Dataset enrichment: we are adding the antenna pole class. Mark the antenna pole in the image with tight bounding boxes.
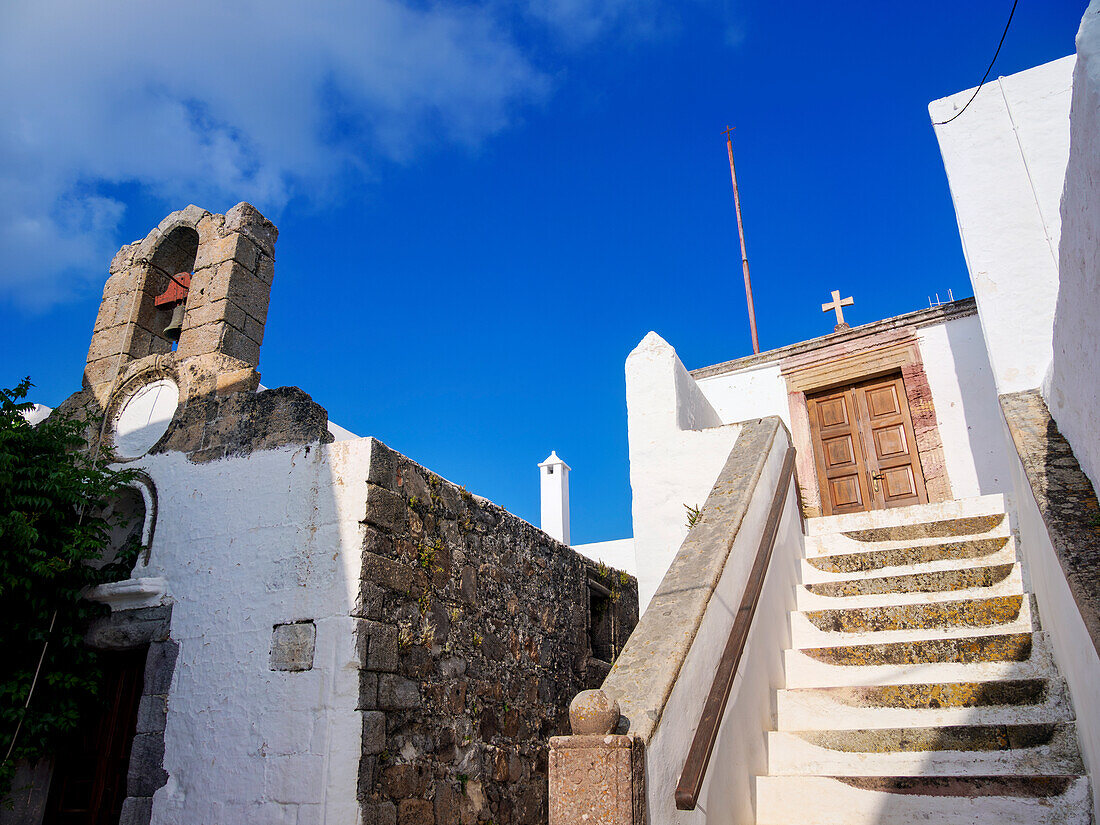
[725,126,760,354]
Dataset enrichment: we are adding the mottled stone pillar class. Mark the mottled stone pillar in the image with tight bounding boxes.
[548,690,644,825]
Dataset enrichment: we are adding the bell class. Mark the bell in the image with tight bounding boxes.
[163,303,186,342]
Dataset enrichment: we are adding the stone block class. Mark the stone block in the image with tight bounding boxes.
[397,799,434,825]
[193,232,258,272]
[143,641,178,695]
[118,796,153,825]
[361,552,415,596]
[378,674,421,710]
[359,671,380,710]
[86,325,130,363]
[354,580,385,620]
[85,606,171,650]
[224,268,271,322]
[270,621,316,671]
[181,297,247,331]
[220,323,261,367]
[225,201,279,256]
[177,321,222,357]
[126,732,168,796]
[548,735,639,825]
[135,694,167,734]
[357,619,399,672]
[364,485,403,532]
[362,710,386,755]
[256,252,276,285]
[382,764,426,798]
[362,801,397,825]
[109,243,137,275]
[84,357,121,390]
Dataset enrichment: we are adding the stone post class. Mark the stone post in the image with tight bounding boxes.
[538,451,571,545]
[548,690,644,825]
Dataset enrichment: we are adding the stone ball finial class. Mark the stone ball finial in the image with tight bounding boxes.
[569,690,620,735]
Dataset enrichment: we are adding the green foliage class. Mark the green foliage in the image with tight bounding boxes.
[0,379,138,788]
[684,503,703,529]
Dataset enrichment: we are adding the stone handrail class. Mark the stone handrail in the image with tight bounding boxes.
[549,416,799,825]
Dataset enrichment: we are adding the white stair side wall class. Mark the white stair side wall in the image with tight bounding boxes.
[640,435,802,825]
[1006,438,1100,821]
[626,332,742,611]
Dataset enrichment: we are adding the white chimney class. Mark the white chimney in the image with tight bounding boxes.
[538,451,571,545]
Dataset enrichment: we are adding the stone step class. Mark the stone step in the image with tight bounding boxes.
[797,564,1026,611]
[755,774,1091,824]
[790,596,1033,649]
[806,494,1008,538]
[803,562,1020,600]
[801,536,1015,580]
[767,723,1084,776]
[800,547,1020,587]
[784,631,1057,689]
[776,678,1072,730]
[805,519,1012,558]
[797,630,1034,668]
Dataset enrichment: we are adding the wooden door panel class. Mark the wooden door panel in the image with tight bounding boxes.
[809,374,929,515]
[871,424,909,458]
[882,465,917,501]
[817,396,850,428]
[809,389,871,516]
[854,375,927,510]
[865,384,902,418]
[823,434,857,469]
[829,475,864,509]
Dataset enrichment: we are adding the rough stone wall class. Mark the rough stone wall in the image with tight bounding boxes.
[356,440,639,825]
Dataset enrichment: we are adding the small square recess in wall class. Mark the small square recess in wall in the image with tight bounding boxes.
[270,620,316,672]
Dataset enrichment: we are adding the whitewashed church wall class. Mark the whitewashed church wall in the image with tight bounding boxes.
[626,332,742,611]
[916,315,1012,498]
[695,364,790,427]
[930,56,1074,395]
[130,439,372,825]
[1047,1,1100,495]
[572,538,637,577]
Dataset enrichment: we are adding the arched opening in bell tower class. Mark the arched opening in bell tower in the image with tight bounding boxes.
[147,226,199,352]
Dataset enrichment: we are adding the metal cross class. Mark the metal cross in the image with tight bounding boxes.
[822,289,854,331]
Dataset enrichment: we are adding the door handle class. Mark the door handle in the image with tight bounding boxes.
[869,472,885,492]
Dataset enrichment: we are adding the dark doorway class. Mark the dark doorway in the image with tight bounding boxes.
[44,648,146,825]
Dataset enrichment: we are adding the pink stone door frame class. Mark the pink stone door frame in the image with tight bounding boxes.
[780,330,951,518]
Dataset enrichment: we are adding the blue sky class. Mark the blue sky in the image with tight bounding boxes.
[0,0,1085,542]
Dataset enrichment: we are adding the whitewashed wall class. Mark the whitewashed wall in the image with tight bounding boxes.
[916,314,1012,498]
[572,538,637,577]
[695,364,789,428]
[930,56,1075,394]
[1048,1,1100,495]
[641,434,800,825]
[626,332,741,610]
[129,439,373,825]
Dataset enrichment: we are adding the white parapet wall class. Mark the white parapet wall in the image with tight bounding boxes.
[930,55,1074,395]
[1047,1,1100,495]
[626,332,742,610]
[129,439,373,825]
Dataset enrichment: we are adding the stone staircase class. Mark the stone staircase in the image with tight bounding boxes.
[756,494,1093,824]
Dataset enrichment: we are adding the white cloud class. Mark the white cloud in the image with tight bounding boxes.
[0,0,549,307]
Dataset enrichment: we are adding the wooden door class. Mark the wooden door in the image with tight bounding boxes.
[44,648,146,825]
[808,374,927,516]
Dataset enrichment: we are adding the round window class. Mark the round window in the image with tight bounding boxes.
[113,379,179,458]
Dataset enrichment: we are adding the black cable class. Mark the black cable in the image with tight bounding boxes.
[934,0,1020,125]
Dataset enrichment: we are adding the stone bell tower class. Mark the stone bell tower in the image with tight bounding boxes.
[63,202,330,463]
[84,202,277,405]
